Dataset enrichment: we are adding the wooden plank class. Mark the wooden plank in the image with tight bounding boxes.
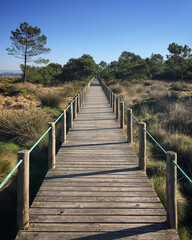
[16,79,179,240]
[16,230,180,240]
[27,222,173,232]
[31,202,164,209]
[36,190,158,197]
[29,208,166,216]
[34,196,161,203]
[30,215,166,223]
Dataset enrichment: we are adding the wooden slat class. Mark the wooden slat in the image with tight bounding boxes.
[16,79,179,240]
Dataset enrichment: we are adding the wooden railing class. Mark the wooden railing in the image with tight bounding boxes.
[99,78,179,230]
[0,78,93,230]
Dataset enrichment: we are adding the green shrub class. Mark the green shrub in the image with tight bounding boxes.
[39,92,63,108]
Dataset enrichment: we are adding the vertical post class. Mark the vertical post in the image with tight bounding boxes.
[166,151,178,231]
[17,150,29,230]
[70,102,73,128]
[80,91,83,107]
[139,122,146,172]
[110,91,113,108]
[120,101,124,128]
[61,110,66,143]
[116,98,119,119]
[77,94,80,112]
[75,97,77,118]
[48,122,56,169]
[127,109,132,143]
[73,99,76,120]
[113,94,115,113]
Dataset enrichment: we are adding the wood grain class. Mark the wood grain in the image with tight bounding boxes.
[16,79,179,240]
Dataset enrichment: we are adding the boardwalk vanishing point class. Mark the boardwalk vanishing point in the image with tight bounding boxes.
[16,79,179,239]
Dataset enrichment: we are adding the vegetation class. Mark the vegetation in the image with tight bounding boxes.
[6,22,50,83]
[2,33,192,239]
[105,79,192,240]
[0,75,89,239]
[39,92,63,108]
[99,42,192,83]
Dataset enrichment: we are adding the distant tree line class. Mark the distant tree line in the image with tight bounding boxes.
[19,42,192,85]
[99,43,192,83]
[7,22,192,84]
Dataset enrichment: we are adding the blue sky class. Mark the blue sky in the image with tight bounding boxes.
[1,0,192,70]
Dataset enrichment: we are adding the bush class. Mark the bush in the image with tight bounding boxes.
[11,82,38,95]
[0,110,51,148]
[171,82,189,91]
[39,92,63,108]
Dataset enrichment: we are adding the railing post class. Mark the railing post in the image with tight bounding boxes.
[127,109,132,143]
[73,99,76,120]
[61,110,66,143]
[77,94,80,112]
[75,97,77,118]
[110,91,113,108]
[17,150,29,230]
[116,98,119,119]
[48,122,56,169]
[166,151,178,231]
[139,122,146,172]
[113,94,115,113]
[120,101,124,128]
[80,91,83,107]
[68,102,73,128]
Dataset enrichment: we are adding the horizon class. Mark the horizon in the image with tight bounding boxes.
[1,0,192,71]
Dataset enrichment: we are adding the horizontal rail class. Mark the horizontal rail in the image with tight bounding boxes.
[143,128,167,154]
[173,160,192,184]
[29,127,52,153]
[54,112,64,124]
[130,112,140,124]
[0,159,23,190]
[65,104,71,111]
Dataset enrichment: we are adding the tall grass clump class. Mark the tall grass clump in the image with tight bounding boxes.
[11,82,38,95]
[0,110,51,148]
[39,92,63,108]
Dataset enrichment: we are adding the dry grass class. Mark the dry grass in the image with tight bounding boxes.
[11,82,38,94]
[0,109,51,148]
[39,92,63,108]
[112,79,192,240]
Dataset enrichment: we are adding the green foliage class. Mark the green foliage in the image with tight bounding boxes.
[6,22,50,83]
[145,53,165,79]
[20,63,62,85]
[39,92,62,108]
[167,43,192,82]
[62,54,98,81]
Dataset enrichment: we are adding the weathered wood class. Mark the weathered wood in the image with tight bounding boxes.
[166,151,178,231]
[16,230,179,240]
[113,94,115,112]
[70,102,73,128]
[16,79,179,240]
[120,101,124,128]
[61,110,66,143]
[30,208,166,216]
[48,122,55,170]
[17,150,29,230]
[116,97,119,119]
[127,109,132,143]
[139,122,146,172]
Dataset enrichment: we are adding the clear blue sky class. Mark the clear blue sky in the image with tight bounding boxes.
[1,0,192,70]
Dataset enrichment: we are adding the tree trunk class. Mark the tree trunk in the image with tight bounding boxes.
[23,45,27,84]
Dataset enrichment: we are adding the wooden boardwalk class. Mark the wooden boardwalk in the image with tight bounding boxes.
[16,79,179,239]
